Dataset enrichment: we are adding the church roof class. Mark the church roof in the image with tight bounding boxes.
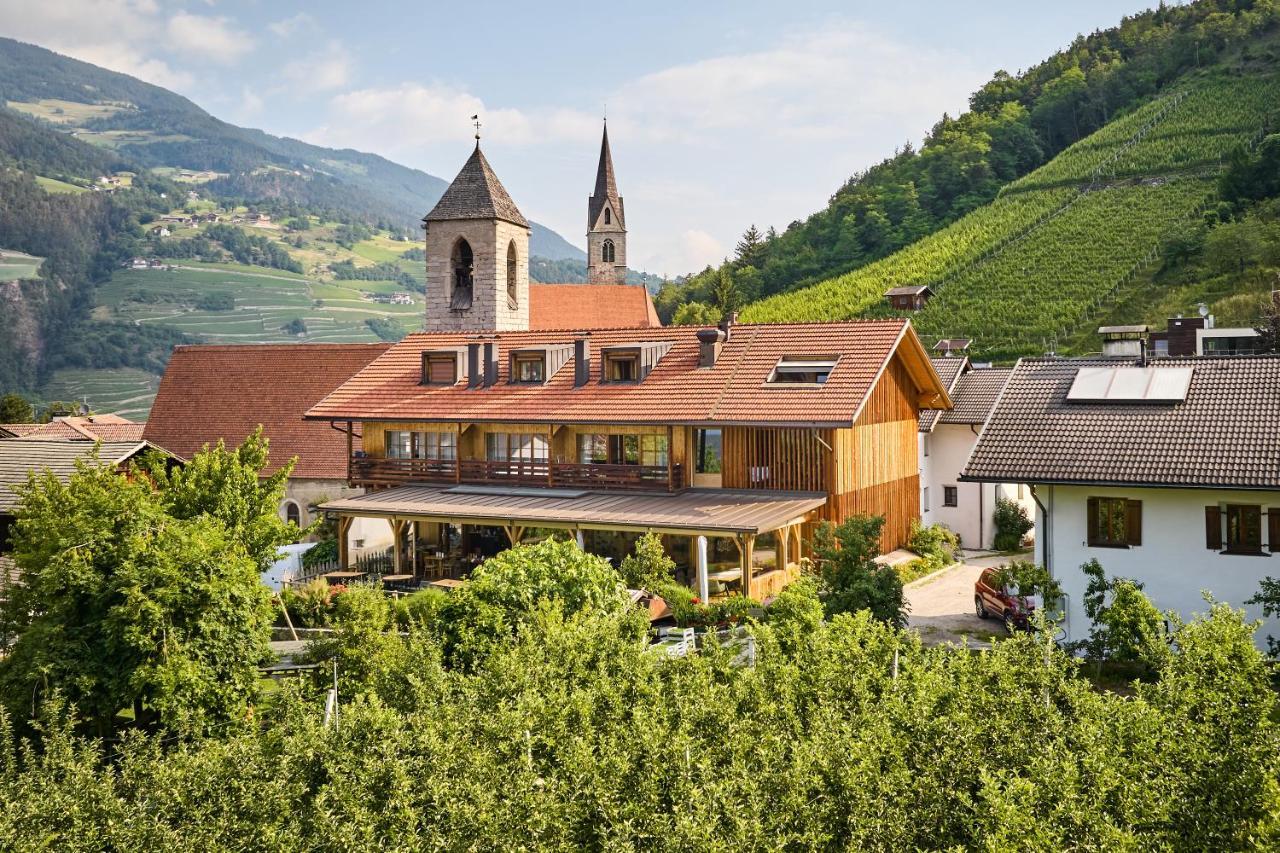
[424,145,528,228]
[589,124,624,229]
[528,284,660,330]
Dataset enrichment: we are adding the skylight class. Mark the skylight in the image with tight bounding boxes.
[1066,366,1192,403]
[769,356,838,385]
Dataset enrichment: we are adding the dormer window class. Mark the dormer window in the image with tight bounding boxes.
[603,349,638,382]
[511,351,546,384]
[769,356,838,385]
[421,351,459,385]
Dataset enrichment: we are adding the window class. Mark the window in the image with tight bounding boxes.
[922,435,929,457]
[695,428,722,473]
[602,238,615,263]
[603,350,638,382]
[922,487,930,513]
[768,356,838,385]
[1087,497,1142,548]
[943,486,958,507]
[506,240,518,309]
[1226,504,1263,554]
[422,352,458,385]
[385,430,455,460]
[511,352,545,383]
[283,501,301,527]
[450,238,474,310]
[604,208,611,225]
[576,434,668,466]
[486,432,548,462]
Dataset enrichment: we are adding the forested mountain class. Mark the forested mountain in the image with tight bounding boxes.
[0,37,583,260]
[666,0,1280,358]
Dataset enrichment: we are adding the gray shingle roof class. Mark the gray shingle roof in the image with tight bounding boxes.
[424,145,528,227]
[0,440,159,512]
[885,285,932,297]
[919,356,969,432]
[938,368,1012,425]
[589,123,624,229]
[963,356,1280,489]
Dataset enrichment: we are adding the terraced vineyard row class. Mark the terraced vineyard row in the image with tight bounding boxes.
[741,71,1279,356]
[912,177,1215,360]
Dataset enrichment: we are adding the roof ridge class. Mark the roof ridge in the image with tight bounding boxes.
[708,325,761,420]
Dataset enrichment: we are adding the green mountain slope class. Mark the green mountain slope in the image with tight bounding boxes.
[0,37,583,261]
[743,70,1278,358]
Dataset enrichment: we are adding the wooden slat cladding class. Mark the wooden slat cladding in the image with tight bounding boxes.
[722,427,830,492]
[856,356,919,426]
[825,476,920,552]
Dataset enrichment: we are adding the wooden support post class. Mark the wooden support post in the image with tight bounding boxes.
[742,534,755,599]
[390,518,406,574]
[504,525,525,546]
[345,420,353,483]
[666,425,674,492]
[337,515,353,570]
[576,528,585,549]
[778,524,791,573]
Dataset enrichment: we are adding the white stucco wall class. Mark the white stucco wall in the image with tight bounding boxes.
[276,478,393,556]
[1035,483,1280,649]
[919,426,1035,550]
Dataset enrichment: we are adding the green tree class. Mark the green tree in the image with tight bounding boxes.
[618,532,675,593]
[734,224,765,267]
[671,301,721,326]
[0,434,295,736]
[811,514,907,626]
[0,394,34,424]
[711,266,741,317]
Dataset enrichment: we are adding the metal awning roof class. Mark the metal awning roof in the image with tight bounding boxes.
[320,485,827,537]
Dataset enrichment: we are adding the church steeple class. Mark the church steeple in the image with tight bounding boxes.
[587,121,626,284]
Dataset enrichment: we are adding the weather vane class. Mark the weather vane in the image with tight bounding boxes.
[471,114,481,145]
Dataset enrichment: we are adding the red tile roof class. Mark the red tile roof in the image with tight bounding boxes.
[0,416,146,442]
[306,320,948,427]
[144,343,389,479]
[528,284,660,331]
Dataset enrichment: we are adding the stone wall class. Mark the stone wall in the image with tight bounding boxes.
[587,206,627,285]
[424,218,530,332]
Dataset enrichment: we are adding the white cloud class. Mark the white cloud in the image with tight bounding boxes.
[281,42,353,94]
[239,86,264,117]
[268,13,316,38]
[166,13,254,64]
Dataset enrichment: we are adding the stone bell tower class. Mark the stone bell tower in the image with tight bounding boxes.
[423,140,530,332]
[586,122,626,285]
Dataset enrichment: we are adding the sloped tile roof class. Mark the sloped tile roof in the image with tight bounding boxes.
[938,368,1013,425]
[0,424,42,437]
[919,356,968,432]
[0,439,160,512]
[307,320,948,427]
[9,417,146,442]
[963,356,1280,489]
[424,146,528,228]
[144,344,389,480]
[528,284,659,330]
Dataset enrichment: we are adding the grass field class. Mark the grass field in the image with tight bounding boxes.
[34,175,88,194]
[6,98,131,125]
[0,250,43,280]
[39,368,161,421]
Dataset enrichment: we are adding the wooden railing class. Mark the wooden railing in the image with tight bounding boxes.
[350,455,683,492]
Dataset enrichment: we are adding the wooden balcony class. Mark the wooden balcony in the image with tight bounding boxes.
[350,455,684,492]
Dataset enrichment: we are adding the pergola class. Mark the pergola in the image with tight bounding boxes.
[320,484,827,601]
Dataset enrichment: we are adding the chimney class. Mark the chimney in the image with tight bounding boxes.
[483,341,499,388]
[467,343,482,389]
[574,336,591,387]
[697,327,726,368]
[719,311,738,341]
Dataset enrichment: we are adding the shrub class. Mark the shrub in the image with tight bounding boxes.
[767,576,824,648]
[1078,559,1170,673]
[908,520,962,564]
[281,578,339,628]
[991,559,1063,607]
[619,532,676,592]
[812,515,907,627]
[194,293,234,311]
[393,588,449,630]
[993,496,1034,550]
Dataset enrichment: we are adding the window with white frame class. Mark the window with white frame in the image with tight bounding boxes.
[486,432,548,462]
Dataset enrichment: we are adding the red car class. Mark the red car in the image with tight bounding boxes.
[974,567,1035,632]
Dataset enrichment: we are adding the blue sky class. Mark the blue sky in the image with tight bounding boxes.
[3,0,1169,272]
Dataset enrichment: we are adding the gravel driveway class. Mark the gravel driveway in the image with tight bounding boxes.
[905,553,1015,647]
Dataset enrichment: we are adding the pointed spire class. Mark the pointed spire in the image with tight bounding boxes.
[424,145,528,228]
[589,121,624,230]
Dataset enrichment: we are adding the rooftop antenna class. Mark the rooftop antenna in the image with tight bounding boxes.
[471,114,481,148]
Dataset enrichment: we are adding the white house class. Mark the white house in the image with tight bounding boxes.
[963,356,1280,648]
[919,357,1034,550]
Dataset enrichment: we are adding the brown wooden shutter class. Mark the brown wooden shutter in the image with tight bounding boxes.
[1205,506,1222,550]
[1126,500,1142,547]
[1269,510,1280,553]
[1086,497,1099,546]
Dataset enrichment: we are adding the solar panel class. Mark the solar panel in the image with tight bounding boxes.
[1066,366,1193,403]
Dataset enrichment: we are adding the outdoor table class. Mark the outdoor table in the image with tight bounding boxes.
[380,574,415,583]
[707,569,744,583]
[429,578,466,591]
[323,571,366,581]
